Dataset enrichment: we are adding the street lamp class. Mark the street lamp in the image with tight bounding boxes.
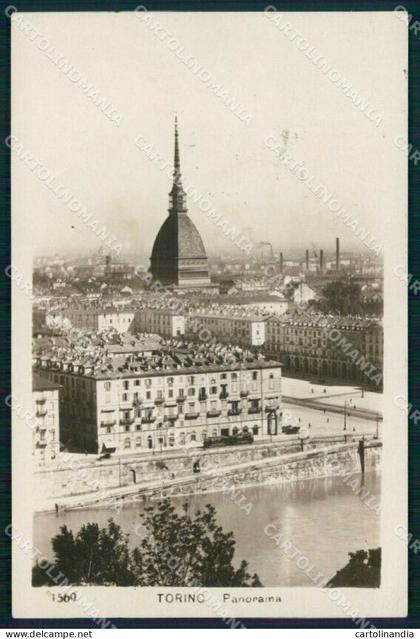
[375,413,379,439]
[343,400,347,431]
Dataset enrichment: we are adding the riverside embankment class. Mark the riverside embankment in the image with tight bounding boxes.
[34,436,381,513]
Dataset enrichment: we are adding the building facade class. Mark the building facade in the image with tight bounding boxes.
[265,315,383,385]
[34,352,282,454]
[32,373,61,464]
[134,309,186,338]
[65,306,135,332]
[186,313,266,347]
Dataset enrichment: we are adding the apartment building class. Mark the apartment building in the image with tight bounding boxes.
[33,349,282,454]
[186,313,266,347]
[265,315,383,385]
[32,373,61,464]
[134,308,186,338]
[65,306,135,332]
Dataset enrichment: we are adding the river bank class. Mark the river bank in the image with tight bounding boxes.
[34,437,381,513]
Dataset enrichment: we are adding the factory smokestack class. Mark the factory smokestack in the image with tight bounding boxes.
[305,249,309,271]
[279,252,283,273]
[320,249,324,273]
[336,238,340,271]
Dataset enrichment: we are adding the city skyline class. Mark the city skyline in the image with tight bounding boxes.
[13,12,405,259]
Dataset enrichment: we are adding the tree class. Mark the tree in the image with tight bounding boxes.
[33,519,136,586]
[132,500,261,587]
[327,548,381,588]
[33,499,262,587]
[318,279,362,315]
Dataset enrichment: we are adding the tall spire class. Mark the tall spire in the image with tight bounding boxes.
[174,114,180,174]
[169,115,187,216]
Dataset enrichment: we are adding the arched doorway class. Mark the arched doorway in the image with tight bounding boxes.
[129,468,137,484]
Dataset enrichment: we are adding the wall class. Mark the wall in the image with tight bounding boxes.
[33,437,381,506]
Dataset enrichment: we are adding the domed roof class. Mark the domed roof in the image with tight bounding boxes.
[149,118,211,288]
[151,213,207,264]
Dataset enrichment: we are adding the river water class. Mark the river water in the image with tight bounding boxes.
[33,471,380,587]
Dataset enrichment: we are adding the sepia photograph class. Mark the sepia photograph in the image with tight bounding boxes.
[9,7,408,623]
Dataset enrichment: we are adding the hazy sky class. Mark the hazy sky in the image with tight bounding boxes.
[13,11,406,262]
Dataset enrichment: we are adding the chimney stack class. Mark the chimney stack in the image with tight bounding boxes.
[279,252,283,273]
[336,238,340,271]
[305,249,309,271]
[320,249,324,273]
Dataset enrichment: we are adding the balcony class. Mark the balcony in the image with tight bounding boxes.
[248,407,261,415]
[154,397,164,405]
[100,420,116,427]
[185,412,200,420]
[176,395,186,403]
[207,410,221,418]
[164,414,178,422]
[219,391,229,400]
[265,405,280,412]
[35,397,46,405]
[36,408,47,418]
[240,390,249,397]
[120,418,135,426]
[165,399,178,407]
[228,409,241,417]
[132,398,143,407]
[36,441,47,448]
[198,393,208,402]
[142,416,156,424]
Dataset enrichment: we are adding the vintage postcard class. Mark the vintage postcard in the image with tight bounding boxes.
[11,9,407,621]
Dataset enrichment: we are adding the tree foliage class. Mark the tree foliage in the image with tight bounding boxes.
[33,499,262,587]
[327,548,381,588]
[317,279,363,315]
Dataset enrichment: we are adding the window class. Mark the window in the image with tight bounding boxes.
[168,389,174,398]
[123,380,129,390]
[122,393,128,402]
[188,402,195,412]
[252,371,258,380]
[157,390,163,400]
[190,431,196,442]
[125,424,130,432]
[221,373,227,379]
[105,382,111,391]
[135,379,140,386]
[107,426,111,434]
[146,391,151,400]
[179,388,185,398]
[210,400,217,410]
[188,388,195,396]
[211,386,217,395]
[253,425,259,435]
[135,437,142,447]
[167,377,174,385]
[124,438,131,448]
[231,372,238,380]
[145,379,152,388]
[187,376,195,385]
[136,424,141,431]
